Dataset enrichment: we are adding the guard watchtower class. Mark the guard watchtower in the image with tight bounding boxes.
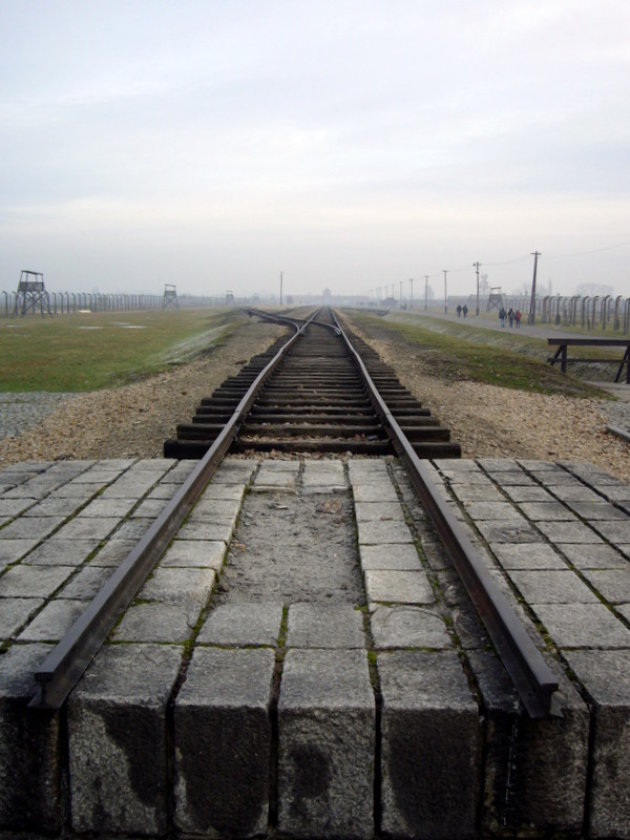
[162,284,179,309]
[486,286,504,311]
[14,270,52,316]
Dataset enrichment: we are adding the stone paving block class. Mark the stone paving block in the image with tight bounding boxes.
[518,501,578,521]
[113,601,200,642]
[52,516,121,541]
[100,477,158,499]
[475,520,542,544]
[131,497,168,518]
[477,458,520,471]
[370,605,452,649]
[507,569,598,604]
[501,484,556,502]
[199,481,246,500]
[17,598,85,641]
[278,648,374,838]
[159,460,196,483]
[592,519,630,543]
[187,497,241,525]
[485,471,536,487]
[137,566,216,605]
[174,647,275,837]
[302,460,346,487]
[351,481,399,502]
[211,460,259,483]
[0,564,74,598]
[252,470,298,489]
[0,538,41,567]
[517,459,561,470]
[89,538,138,567]
[527,469,578,485]
[160,538,226,570]
[537,520,605,544]
[354,501,404,521]
[533,602,630,648]
[548,483,604,502]
[0,597,45,638]
[0,515,65,541]
[468,649,589,836]
[356,518,414,545]
[449,483,505,502]
[463,501,524,520]
[564,649,630,838]
[49,482,100,499]
[556,542,630,569]
[580,568,630,604]
[287,604,365,648]
[566,500,629,520]
[560,461,623,485]
[112,518,154,541]
[197,602,283,646]
[22,539,97,568]
[490,542,568,570]
[364,569,435,608]
[68,644,182,836]
[599,485,630,502]
[146,482,178,500]
[78,497,138,518]
[56,566,113,600]
[0,643,64,834]
[379,650,481,839]
[177,520,234,542]
[359,543,422,571]
[20,496,85,517]
[0,497,36,517]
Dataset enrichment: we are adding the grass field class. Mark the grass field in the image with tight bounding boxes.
[0,308,243,392]
[346,310,608,398]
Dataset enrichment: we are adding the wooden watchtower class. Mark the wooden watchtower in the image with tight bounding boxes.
[14,270,52,316]
[162,284,179,309]
[486,286,504,311]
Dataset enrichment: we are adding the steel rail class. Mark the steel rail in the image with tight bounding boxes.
[31,313,313,709]
[333,312,558,718]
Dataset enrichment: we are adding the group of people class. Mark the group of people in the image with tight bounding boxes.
[498,306,522,328]
[456,304,468,317]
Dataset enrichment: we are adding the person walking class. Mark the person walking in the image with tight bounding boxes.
[508,307,514,328]
[499,306,506,328]
[515,309,522,328]
[456,304,462,318]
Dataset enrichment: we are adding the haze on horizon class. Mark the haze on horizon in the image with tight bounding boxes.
[1,1,629,303]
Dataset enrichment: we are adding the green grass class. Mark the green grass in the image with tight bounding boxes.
[0,308,243,392]
[344,310,609,398]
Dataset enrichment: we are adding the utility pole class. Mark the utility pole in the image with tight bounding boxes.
[424,275,429,311]
[473,261,481,316]
[409,278,413,310]
[443,270,448,314]
[280,271,283,306]
[528,252,541,325]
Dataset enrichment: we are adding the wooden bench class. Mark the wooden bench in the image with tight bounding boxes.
[547,338,630,383]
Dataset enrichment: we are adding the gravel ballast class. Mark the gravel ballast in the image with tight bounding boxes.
[0,317,629,479]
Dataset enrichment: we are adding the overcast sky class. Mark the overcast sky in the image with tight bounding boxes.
[1,1,629,301]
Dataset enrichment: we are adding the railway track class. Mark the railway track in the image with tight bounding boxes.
[164,306,460,459]
[32,307,557,718]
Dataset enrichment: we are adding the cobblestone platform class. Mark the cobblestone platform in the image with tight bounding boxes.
[1,455,630,838]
